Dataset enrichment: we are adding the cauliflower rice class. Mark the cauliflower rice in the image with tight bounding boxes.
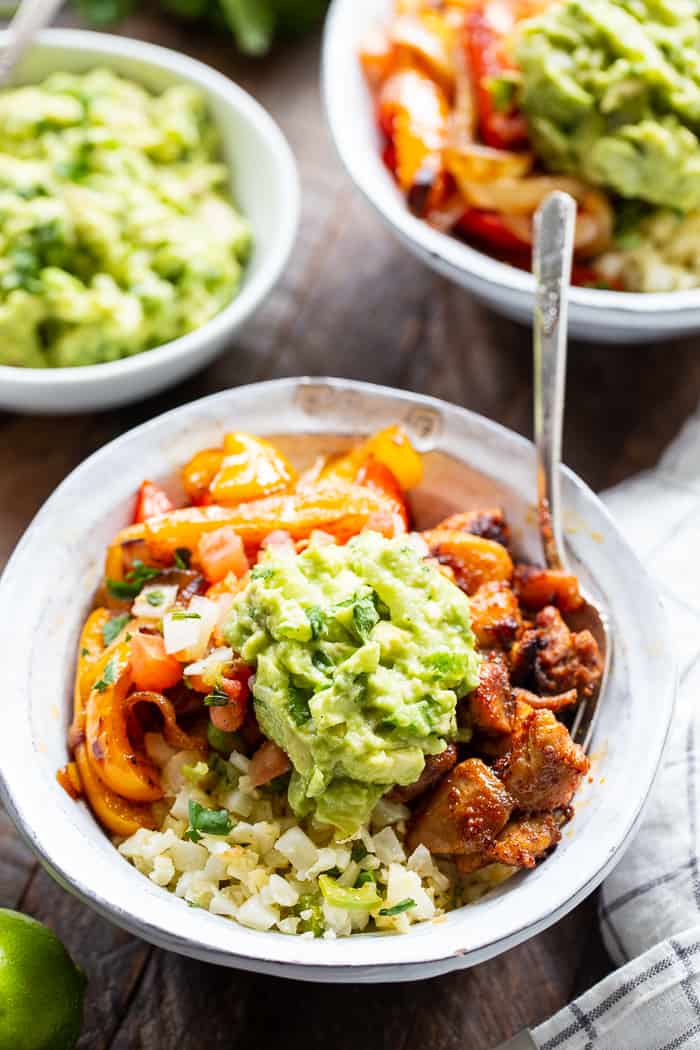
[118,746,511,937]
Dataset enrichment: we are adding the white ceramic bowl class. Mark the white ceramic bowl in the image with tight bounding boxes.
[0,378,674,981]
[323,0,700,344]
[0,30,299,414]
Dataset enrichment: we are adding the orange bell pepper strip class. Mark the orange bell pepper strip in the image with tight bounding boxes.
[143,484,401,561]
[422,528,513,594]
[74,741,156,837]
[85,641,163,803]
[378,69,449,215]
[356,458,410,532]
[182,433,296,507]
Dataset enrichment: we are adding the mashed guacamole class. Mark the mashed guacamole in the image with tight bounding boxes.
[0,69,251,368]
[224,532,480,835]
[517,0,700,211]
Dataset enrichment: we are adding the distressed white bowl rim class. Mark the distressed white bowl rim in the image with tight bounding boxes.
[322,0,700,330]
[0,28,299,395]
[0,378,675,981]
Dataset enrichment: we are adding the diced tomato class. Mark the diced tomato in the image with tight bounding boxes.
[456,209,531,251]
[249,740,291,788]
[133,480,174,524]
[130,633,183,692]
[464,4,529,150]
[356,457,410,532]
[197,526,249,584]
[209,676,249,733]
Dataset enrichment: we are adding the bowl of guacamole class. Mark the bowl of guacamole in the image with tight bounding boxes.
[0,30,299,412]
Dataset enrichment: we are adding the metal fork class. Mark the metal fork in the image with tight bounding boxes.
[0,0,66,85]
[532,190,611,750]
[493,193,612,1050]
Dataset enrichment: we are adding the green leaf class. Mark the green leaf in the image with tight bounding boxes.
[218,0,276,55]
[146,590,165,607]
[288,684,312,726]
[184,800,233,843]
[355,870,376,887]
[204,685,229,707]
[106,560,161,599]
[102,613,130,646]
[312,649,333,672]
[93,654,118,693]
[378,897,416,917]
[174,547,191,570]
[306,605,325,640]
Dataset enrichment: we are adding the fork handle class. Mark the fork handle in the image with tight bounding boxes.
[0,0,66,84]
[532,191,576,572]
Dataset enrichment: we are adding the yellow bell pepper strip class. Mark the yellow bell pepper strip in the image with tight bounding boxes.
[74,742,156,838]
[182,433,296,507]
[85,641,163,802]
[321,425,423,491]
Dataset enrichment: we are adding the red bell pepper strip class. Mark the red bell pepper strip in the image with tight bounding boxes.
[464,3,529,150]
[455,209,530,251]
[133,480,174,524]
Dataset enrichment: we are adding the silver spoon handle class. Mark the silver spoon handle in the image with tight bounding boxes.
[0,0,65,84]
[533,191,576,571]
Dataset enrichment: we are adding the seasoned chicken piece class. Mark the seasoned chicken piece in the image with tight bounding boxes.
[496,707,589,811]
[455,812,563,875]
[512,686,579,713]
[513,564,583,613]
[510,605,603,699]
[468,656,514,735]
[406,758,513,855]
[469,581,522,649]
[434,508,511,549]
[386,744,458,803]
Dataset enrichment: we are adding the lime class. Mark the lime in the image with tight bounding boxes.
[0,909,85,1050]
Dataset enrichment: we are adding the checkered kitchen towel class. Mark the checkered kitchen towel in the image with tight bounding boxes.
[526,407,700,1050]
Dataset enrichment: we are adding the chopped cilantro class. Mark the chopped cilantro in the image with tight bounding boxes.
[306,605,325,640]
[355,870,376,887]
[351,841,368,862]
[102,613,130,646]
[351,592,379,641]
[183,800,232,843]
[80,646,90,658]
[146,590,165,607]
[288,684,312,726]
[204,685,229,707]
[378,898,416,917]
[312,649,333,672]
[93,654,118,693]
[251,565,274,581]
[174,547,191,570]
[106,560,160,599]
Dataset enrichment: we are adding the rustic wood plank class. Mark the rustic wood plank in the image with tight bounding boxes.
[0,10,694,1049]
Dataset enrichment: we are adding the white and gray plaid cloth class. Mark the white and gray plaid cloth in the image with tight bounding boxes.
[526,407,700,1050]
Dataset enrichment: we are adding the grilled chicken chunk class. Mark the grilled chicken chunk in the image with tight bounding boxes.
[455,812,563,875]
[406,758,513,856]
[469,581,523,649]
[387,744,458,803]
[512,686,579,713]
[468,656,514,735]
[496,707,589,812]
[510,605,603,699]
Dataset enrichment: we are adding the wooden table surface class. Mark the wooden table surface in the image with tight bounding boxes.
[2,10,700,1049]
